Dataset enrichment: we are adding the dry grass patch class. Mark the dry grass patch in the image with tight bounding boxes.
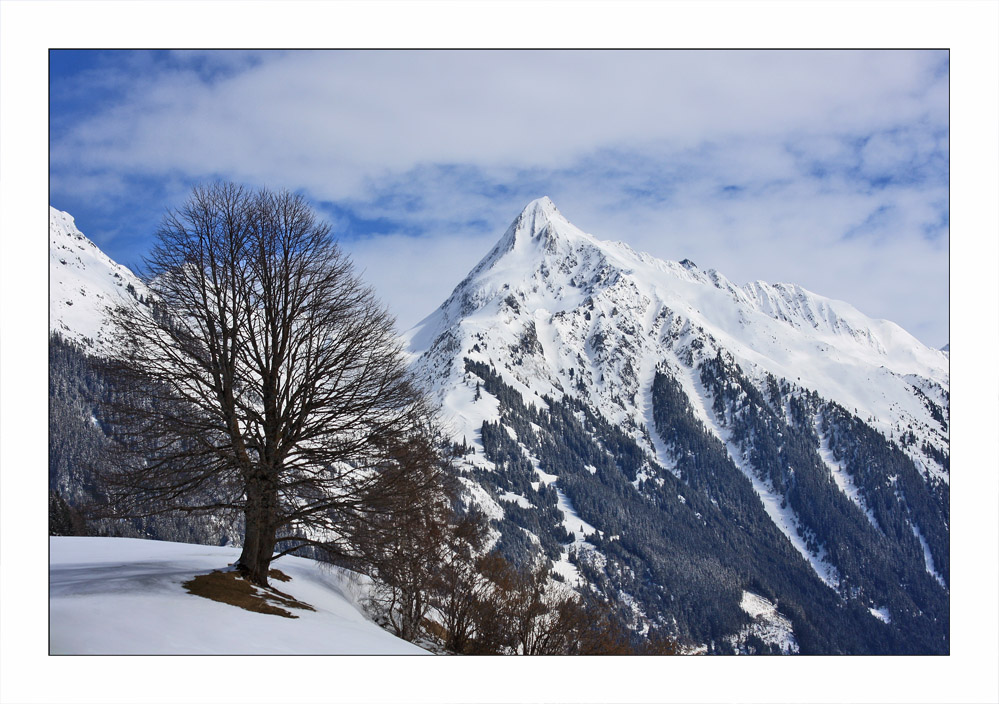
[268,568,292,582]
[183,569,315,619]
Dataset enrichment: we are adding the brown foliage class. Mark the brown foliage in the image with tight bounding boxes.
[358,426,459,641]
[435,552,680,655]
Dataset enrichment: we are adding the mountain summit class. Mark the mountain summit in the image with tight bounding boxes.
[455,196,594,289]
[498,195,564,249]
[408,198,948,478]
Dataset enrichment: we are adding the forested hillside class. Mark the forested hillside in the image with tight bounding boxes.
[459,357,947,653]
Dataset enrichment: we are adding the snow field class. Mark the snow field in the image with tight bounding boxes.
[49,537,427,654]
[727,590,800,654]
[869,605,892,624]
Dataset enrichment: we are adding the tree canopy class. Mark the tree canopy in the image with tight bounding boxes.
[101,182,435,586]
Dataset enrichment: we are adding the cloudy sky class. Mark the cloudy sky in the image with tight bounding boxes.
[49,49,949,346]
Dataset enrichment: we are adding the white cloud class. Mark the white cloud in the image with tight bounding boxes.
[52,50,947,195]
[49,49,950,344]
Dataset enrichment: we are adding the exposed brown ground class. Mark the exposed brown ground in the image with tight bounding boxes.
[182,568,314,618]
[268,568,292,582]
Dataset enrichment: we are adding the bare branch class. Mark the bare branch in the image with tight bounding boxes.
[98,183,435,587]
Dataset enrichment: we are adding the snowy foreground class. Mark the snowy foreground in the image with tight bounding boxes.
[49,537,427,655]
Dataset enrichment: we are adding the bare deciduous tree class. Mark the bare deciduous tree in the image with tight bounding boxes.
[101,182,430,586]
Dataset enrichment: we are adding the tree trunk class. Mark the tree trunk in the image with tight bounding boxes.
[236,477,278,587]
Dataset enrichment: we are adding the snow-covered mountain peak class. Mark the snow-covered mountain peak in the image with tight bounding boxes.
[476,196,589,271]
[50,206,147,354]
[520,195,560,224]
[406,199,948,487]
[405,197,604,350]
[411,197,945,382]
[511,195,564,237]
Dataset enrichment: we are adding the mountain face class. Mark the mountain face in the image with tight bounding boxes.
[406,197,949,653]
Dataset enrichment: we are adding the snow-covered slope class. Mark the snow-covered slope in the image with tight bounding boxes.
[49,207,146,353]
[406,197,949,483]
[49,537,427,654]
[726,591,799,655]
[404,198,949,653]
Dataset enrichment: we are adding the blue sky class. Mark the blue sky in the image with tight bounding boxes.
[49,49,949,345]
